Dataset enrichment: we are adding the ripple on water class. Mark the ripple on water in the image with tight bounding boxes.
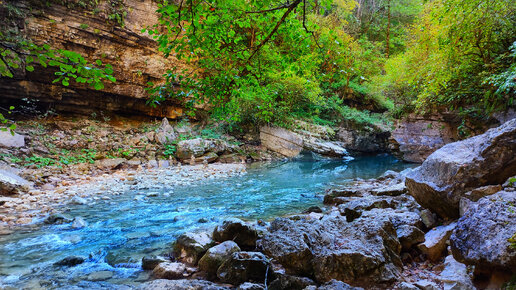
[0,154,416,288]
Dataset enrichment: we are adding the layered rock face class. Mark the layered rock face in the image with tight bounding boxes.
[405,118,516,218]
[389,114,456,163]
[0,0,184,118]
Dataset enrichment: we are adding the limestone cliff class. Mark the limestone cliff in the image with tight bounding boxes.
[0,0,185,118]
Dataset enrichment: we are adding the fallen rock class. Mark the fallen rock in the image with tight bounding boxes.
[0,130,25,148]
[155,118,177,145]
[371,183,406,196]
[462,185,502,202]
[44,213,73,225]
[138,279,231,290]
[0,169,30,196]
[405,118,516,218]
[439,255,475,290]
[213,219,258,249]
[302,138,349,157]
[413,280,439,290]
[259,215,402,284]
[54,256,85,267]
[153,262,187,279]
[71,217,88,229]
[397,225,425,251]
[260,126,303,158]
[216,251,271,285]
[176,138,228,160]
[198,241,241,278]
[94,158,127,170]
[450,190,516,273]
[173,231,215,265]
[418,222,456,262]
[142,255,168,271]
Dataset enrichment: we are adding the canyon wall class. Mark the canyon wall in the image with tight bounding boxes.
[0,0,184,118]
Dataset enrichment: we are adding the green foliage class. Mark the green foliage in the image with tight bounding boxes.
[162,144,176,158]
[377,0,516,117]
[0,106,16,135]
[144,0,391,128]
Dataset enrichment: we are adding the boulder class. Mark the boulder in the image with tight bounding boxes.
[155,118,177,145]
[0,169,30,196]
[54,256,85,267]
[216,251,272,285]
[302,138,349,157]
[418,222,456,262]
[44,213,73,225]
[397,225,425,251]
[260,126,303,158]
[87,270,114,281]
[406,118,516,218]
[450,190,516,273]
[213,219,259,249]
[71,217,88,229]
[176,138,228,160]
[371,183,406,196]
[138,279,230,290]
[173,231,215,265]
[153,262,187,279]
[198,241,241,277]
[142,255,168,271]
[259,215,402,284]
[0,130,25,148]
[439,255,475,290]
[94,158,127,170]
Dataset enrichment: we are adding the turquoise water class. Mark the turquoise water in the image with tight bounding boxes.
[0,154,415,288]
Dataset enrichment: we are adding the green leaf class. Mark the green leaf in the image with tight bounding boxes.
[26,65,34,72]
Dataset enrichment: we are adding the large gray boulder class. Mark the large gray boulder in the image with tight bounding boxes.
[406,118,516,218]
[175,138,228,160]
[0,130,25,148]
[0,169,30,196]
[258,215,402,284]
[450,190,516,273]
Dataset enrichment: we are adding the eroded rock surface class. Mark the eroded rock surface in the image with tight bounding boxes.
[450,190,516,273]
[406,118,516,218]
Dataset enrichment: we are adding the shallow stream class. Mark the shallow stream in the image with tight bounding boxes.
[0,154,415,289]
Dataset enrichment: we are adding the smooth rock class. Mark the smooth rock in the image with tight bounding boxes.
[439,255,475,290]
[418,222,456,262]
[198,241,241,277]
[173,231,214,265]
[0,130,25,148]
[216,251,271,285]
[138,279,230,290]
[406,118,516,218]
[153,262,187,279]
[87,270,114,281]
[213,219,258,249]
[450,190,516,273]
[260,126,303,158]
